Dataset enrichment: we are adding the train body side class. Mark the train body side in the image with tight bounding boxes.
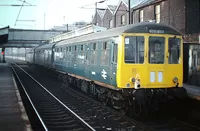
[53,38,118,88]
[34,43,55,68]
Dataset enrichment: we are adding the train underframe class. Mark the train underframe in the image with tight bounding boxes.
[56,72,188,117]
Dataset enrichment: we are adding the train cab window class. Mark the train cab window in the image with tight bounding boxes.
[124,36,144,64]
[149,37,165,64]
[168,38,180,64]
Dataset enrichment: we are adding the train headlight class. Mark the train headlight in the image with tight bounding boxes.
[130,77,135,83]
[173,77,178,83]
[126,83,130,88]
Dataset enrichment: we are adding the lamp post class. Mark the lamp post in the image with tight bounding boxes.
[128,0,131,24]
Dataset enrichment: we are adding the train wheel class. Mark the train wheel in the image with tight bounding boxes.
[81,80,88,93]
[102,97,109,106]
[100,91,109,106]
[120,101,129,115]
[110,93,128,115]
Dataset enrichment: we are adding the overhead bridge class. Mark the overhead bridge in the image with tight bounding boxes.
[1,28,64,48]
[0,26,64,62]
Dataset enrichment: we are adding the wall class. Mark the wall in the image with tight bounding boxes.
[115,1,128,27]
[102,9,114,29]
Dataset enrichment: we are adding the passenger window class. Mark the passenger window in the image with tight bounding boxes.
[103,42,108,50]
[93,43,96,50]
[69,46,71,51]
[75,46,77,51]
[124,36,144,64]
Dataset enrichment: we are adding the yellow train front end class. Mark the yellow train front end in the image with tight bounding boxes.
[116,28,187,114]
[117,33,183,89]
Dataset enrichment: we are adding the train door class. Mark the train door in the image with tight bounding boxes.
[147,36,167,87]
[84,44,90,78]
[110,41,118,86]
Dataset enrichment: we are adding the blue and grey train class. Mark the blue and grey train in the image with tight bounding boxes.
[26,22,187,116]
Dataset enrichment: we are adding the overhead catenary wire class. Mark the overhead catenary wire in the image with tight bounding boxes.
[15,0,25,26]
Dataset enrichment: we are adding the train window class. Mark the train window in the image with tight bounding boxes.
[93,43,96,50]
[149,36,165,64]
[75,46,77,51]
[124,36,144,64]
[168,38,180,64]
[60,48,62,52]
[66,47,68,51]
[103,42,108,50]
[81,45,83,51]
[69,46,71,51]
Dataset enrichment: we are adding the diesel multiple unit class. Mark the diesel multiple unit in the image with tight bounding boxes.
[26,22,187,116]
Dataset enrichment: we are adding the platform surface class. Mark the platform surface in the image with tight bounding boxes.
[0,63,30,131]
[184,83,200,100]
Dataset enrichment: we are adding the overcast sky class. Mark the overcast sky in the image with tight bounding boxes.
[0,0,119,30]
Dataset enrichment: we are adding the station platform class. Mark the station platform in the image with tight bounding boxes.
[0,63,31,131]
[184,84,200,100]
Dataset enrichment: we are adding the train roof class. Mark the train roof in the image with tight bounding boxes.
[56,22,181,46]
[35,43,56,50]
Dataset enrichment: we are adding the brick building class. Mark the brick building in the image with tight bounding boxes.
[93,0,200,43]
[92,9,106,26]
[102,5,117,29]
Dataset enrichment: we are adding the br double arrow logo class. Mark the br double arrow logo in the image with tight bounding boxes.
[101,69,107,80]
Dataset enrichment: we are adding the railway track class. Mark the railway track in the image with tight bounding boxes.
[10,61,200,131]
[11,64,95,131]
[10,62,147,131]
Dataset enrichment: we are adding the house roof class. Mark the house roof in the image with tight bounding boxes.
[92,0,159,21]
[123,0,157,8]
[107,5,117,14]
[114,0,157,14]
[113,0,128,14]
[101,5,117,19]
[97,9,106,19]
[132,0,157,10]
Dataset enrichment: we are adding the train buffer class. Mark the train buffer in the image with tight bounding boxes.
[0,63,31,131]
[184,84,200,101]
